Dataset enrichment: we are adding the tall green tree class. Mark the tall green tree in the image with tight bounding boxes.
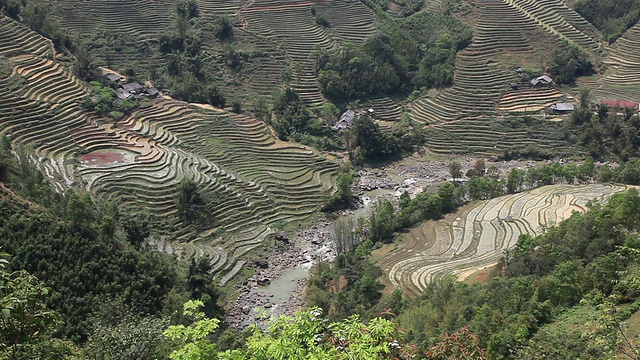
[177,178,203,224]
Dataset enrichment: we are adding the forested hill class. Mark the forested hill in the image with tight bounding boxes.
[0,178,178,344]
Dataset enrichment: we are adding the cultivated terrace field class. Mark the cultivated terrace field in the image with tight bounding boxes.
[3,0,640,358]
[0,13,338,282]
[0,0,639,289]
[33,0,639,156]
[376,183,628,297]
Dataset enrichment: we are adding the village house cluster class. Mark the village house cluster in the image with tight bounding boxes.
[509,69,640,116]
[103,73,160,103]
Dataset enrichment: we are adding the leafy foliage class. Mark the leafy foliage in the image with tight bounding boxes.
[164,300,224,360]
[85,312,170,360]
[323,172,355,211]
[245,309,413,360]
[566,102,640,161]
[549,40,593,84]
[575,0,640,43]
[176,0,199,20]
[0,253,56,359]
[271,88,312,141]
[0,0,22,19]
[0,180,178,343]
[316,11,471,101]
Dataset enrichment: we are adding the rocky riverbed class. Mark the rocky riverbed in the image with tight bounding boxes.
[224,218,335,329]
[224,155,586,328]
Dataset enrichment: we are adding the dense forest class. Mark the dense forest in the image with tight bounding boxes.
[316,8,472,102]
[575,0,640,42]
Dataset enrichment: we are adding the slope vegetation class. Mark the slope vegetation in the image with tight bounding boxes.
[0,15,338,280]
[377,184,627,296]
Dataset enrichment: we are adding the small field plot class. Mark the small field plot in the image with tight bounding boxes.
[376,184,628,297]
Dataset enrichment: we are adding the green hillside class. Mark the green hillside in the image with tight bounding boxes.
[1,0,640,358]
[0,10,338,282]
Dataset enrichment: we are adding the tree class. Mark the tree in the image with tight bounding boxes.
[0,0,22,19]
[163,300,229,360]
[449,161,463,179]
[335,172,354,205]
[437,182,458,213]
[177,178,203,224]
[579,87,591,109]
[426,327,487,360]
[122,213,150,248]
[65,193,96,234]
[0,134,13,182]
[176,0,199,19]
[466,159,486,178]
[272,88,310,140]
[332,217,357,267]
[369,200,396,243]
[251,97,270,122]
[0,253,56,360]
[213,17,234,41]
[85,314,169,360]
[187,257,222,319]
[506,169,526,194]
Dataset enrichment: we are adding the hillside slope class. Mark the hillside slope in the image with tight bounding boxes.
[0,14,338,280]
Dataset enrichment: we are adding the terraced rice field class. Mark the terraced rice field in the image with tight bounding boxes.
[409,0,601,125]
[0,15,338,282]
[423,116,576,156]
[376,184,628,296]
[497,88,565,113]
[241,0,376,106]
[589,22,640,102]
[52,0,174,38]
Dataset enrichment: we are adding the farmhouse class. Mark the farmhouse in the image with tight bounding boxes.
[121,82,144,94]
[549,102,575,114]
[332,110,355,130]
[143,87,160,98]
[116,88,133,100]
[104,73,122,83]
[600,100,639,113]
[530,75,553,87]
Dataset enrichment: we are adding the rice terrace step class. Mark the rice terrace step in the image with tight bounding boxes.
[374,184,629,297]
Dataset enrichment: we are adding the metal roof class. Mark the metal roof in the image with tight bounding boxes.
[121,82,143,93]
[105,73,121,82]
[550,102,574,111]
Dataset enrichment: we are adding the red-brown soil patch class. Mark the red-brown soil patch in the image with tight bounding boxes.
[80,151,125,165]
[329,275,348,293]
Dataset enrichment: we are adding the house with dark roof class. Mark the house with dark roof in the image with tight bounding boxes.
[549,102,575,113]
[121,82,144,94]
[332,110,355,130]
[105,73,122,83]
[143,87,160,98]
[531,75,553,87]
[116,88,133,100]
